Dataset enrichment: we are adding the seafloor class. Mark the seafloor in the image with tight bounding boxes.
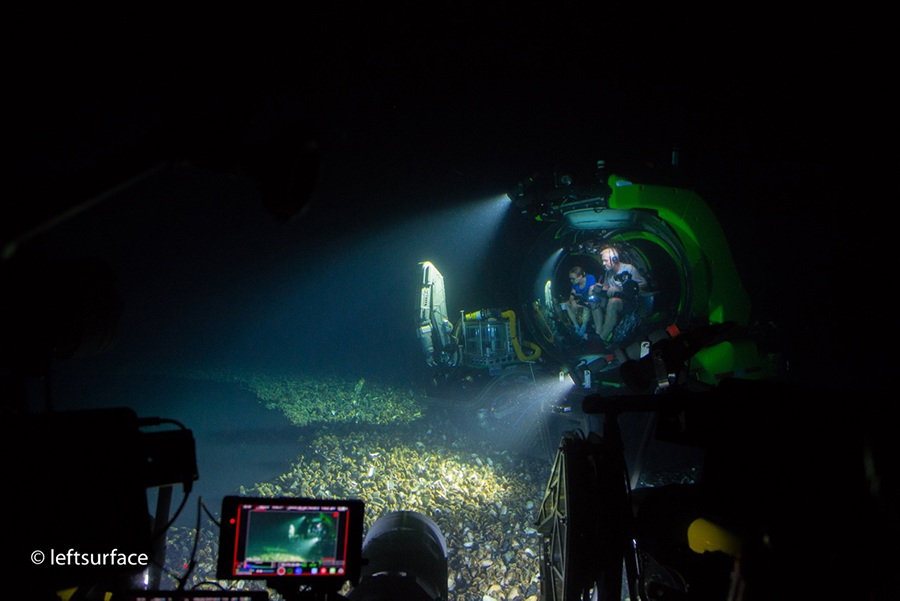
[157,369,550,601]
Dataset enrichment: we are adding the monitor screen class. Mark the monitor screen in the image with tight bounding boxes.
[127,593,267,600]
[217,497,363,584]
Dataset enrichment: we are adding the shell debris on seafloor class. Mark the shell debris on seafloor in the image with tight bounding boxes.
[159,372,548,600]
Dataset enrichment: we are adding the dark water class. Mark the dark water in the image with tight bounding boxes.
[8,19,885,599]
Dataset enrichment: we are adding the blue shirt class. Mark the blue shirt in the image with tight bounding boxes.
[571,274,597,301]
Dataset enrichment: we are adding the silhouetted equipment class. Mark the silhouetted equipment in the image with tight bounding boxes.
[217,497,448,601]
[244,123,322,223]
[1,254,123,373]
[534,379,887,600]
[8,408,198,594]
[5,90,322,263]
[348,511,449,601]
[619,323,734,393]
[123,592,268,600]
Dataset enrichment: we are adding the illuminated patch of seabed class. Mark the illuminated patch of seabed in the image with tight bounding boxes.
[154,367,549,599]
[164,426,547,600]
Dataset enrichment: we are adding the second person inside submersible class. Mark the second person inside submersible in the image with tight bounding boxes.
[566,266,599,339]
[596,246,648,342]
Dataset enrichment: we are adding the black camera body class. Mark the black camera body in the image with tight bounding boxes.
[611,271,640,300]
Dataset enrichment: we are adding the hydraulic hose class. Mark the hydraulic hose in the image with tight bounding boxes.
[501,310,542,362]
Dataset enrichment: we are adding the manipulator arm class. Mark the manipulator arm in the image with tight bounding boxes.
[418,261,457,367]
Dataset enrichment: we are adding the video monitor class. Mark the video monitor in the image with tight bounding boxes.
[128,593,267,600]
[217,497,363,586]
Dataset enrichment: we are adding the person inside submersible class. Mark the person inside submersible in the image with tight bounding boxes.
[596,246,647,344]
[566,265,599,339]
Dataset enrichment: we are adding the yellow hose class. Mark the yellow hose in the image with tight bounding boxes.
[501,310,542,362]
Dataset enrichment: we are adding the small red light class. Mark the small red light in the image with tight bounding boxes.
[230,518,236,524]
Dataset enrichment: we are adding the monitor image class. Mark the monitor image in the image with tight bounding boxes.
[217,497,363,584]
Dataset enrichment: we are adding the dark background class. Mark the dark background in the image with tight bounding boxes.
[5,15,877,387]
[2,13,892,598]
